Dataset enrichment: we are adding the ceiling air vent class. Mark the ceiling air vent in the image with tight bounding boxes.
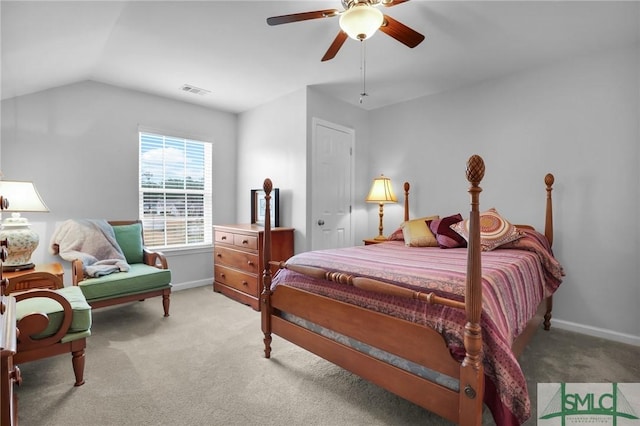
[179,84,211,96]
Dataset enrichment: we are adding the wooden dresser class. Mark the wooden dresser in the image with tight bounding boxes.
[213,224,294,310]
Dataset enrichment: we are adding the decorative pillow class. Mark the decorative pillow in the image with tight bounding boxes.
[112,223,144,264]
[388,227,404,241]
[427,214,467,249]
[450,208,524,251]
[400,215,439,247]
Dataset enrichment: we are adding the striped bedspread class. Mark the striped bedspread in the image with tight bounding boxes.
[270,229,564,425]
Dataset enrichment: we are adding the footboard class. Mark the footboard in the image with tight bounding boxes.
[270,285,464,423]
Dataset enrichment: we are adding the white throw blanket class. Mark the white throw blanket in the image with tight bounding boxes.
[50,219,130,277]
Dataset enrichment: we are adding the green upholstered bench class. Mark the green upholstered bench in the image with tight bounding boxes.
[70,220,172,316]
[13,283,91,386]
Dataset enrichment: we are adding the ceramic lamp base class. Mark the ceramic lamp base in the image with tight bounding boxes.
[0,214,40,268]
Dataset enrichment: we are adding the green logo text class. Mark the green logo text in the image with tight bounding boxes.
[540,383,639,425]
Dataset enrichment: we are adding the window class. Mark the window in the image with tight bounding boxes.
[139,132,212,249]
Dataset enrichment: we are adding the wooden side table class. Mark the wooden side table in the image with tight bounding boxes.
[3,262,64,294]
[363,238,386,245]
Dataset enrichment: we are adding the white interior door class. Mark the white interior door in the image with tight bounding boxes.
[311,119,354,251]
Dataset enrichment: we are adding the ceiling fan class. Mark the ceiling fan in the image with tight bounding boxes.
[267,0,425,62]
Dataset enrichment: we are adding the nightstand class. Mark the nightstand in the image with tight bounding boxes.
[363,238,387,245]
[3,262,64,294]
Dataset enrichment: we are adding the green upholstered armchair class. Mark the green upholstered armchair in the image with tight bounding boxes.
[9,272,91,386]
[70,220,172,317]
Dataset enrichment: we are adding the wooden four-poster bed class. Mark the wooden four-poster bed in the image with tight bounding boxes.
[259,155,564,425]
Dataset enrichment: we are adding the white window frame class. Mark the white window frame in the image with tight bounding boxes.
[139,131,213,249]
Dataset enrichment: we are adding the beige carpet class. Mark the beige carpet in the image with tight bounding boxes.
[15,286,640,425]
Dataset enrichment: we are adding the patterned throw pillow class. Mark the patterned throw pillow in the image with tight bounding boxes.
[427,214,467,249]
[450,208,524,251]
[401,215,440,247]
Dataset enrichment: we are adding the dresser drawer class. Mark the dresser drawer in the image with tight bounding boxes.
[215,264,259,295]
[214,246,259,274]
[233,234,258,250]
[214,230,235,245]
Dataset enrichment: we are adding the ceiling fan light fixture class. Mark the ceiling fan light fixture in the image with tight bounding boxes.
[339,4,384,41]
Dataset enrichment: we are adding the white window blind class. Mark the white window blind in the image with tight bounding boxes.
[139,132,212,248]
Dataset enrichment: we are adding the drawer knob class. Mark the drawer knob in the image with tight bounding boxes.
[247,260,254,266]
[221,236,227,240]
[242,239,249,245]
[220,273,226,279]
[242,281,248,286]
[216,253,222,258]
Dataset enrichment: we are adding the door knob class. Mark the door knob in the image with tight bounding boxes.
[317,219,325,226]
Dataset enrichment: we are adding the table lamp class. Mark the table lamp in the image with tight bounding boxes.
[365,174,397,241]
[0,180,49,271]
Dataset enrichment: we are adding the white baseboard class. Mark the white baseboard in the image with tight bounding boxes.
[171,279,211,292]
[552,318,640,347]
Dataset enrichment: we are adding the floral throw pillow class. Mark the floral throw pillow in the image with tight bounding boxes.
[450,208,524,251]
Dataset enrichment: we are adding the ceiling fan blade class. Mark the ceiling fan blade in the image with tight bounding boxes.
[267,9,340,26]
[380,0,410,7]
[321,31,348,62]
[379,14,425,48]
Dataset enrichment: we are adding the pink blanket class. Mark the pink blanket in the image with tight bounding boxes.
[271,229,564,425]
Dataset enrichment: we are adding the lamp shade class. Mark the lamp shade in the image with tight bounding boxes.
[0,180,49,212]
[365,175,397,203]
[339,3,384,41]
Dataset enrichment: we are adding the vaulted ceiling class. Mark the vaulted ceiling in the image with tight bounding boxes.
[2,1,638,114]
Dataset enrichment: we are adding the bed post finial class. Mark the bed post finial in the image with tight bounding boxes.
[466,155,485,185]
[403,182,410,222]
[544,173,554,188]
[263,178,273,195]
[261,178,273,358]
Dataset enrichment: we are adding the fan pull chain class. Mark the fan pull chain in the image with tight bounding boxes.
[359,40,368,104]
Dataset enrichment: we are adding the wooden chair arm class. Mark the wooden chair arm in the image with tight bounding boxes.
[71,259,85,285]
[14,289,73,351]
[143,248,168,269]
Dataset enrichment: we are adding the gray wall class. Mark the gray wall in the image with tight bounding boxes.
[368,46,640,344]
[237,88,307,253]
[1,81,237,290]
